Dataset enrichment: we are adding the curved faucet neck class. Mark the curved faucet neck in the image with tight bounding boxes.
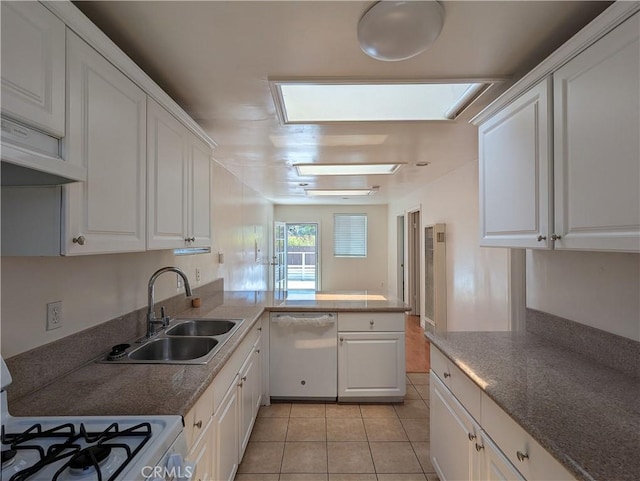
[146,267,192,337]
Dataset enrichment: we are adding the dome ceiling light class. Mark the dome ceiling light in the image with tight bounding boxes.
[357,1,446,61]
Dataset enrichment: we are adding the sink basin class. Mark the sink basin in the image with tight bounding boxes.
[166,319,240,337]
[128,337,218,362]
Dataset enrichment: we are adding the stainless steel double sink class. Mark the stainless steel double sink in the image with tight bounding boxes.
[102,318,244,365]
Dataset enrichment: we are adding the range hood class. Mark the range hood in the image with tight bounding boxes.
[1,117,86,186]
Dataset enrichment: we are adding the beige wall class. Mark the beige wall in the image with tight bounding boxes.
[274,204,388,291]
[526,250,640,341]
[0,161,273,358]
[388,161,511,331]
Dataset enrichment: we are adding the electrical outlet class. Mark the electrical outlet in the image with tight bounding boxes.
[195,268,201,282]
[47,301,63,330]
[176,274,183,290]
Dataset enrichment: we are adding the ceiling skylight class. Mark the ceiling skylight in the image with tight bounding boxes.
[271,80,496,123]
[295,163,404,176]
[305,189,375,197]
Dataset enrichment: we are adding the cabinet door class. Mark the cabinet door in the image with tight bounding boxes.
[238,339,262,460]
[212,378,240,481]
[430,372,481,481]
[1,1,65,136]
[187,420,213,481]
[479,432,525,481]
[64,31,146,255]
[147,98,189,249]
[478,78,552,249]
[338,332,405,399]
[188,135,212,247]
[553,13,640,252]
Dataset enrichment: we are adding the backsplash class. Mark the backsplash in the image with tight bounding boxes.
[6,278,224,403]
[526,308,640,379]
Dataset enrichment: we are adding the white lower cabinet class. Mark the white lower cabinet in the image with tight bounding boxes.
[238,338,262,459]
[210,321,263,480]
[212,377,240,481]
[188,419,213,481]
[182,321,263,481]
[430,372,481,481]
[430,347,575,481]
[184,382,215,481]
[338,332,405,400]
[480,432,525,481]
[337,312,406,401]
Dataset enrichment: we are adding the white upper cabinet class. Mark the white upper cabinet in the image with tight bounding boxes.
[147,98,212,250]
[553,13,640,252]
[147,98,189,250]
[1,1,65,137]
[189,136,213,248]
[479,79,552,249]
[63,31,147,255]
[475,6,640,253]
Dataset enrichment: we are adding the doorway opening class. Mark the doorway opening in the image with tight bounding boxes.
[285,223,319,290]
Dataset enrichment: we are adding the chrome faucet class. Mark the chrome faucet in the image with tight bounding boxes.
[146,267,193,338]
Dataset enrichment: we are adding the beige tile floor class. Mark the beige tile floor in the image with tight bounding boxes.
[235,373,440,481]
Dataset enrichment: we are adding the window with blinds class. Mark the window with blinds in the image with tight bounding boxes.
[334,214,367,257]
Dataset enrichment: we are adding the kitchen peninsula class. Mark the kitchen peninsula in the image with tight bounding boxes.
[7,286,409,417]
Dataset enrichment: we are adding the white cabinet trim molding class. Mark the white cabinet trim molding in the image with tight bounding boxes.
[41,0,217,149]
[471,2,640,125]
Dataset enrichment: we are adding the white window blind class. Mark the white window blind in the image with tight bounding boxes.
[334,214,367,257]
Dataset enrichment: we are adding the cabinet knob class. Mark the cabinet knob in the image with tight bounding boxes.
[536,235,546,242]
[185,237,195,243]
[370,320,375,326]
[257,327,262,331]
[72,236,86,245]
[551,233,562,241]
[516,450,529,462]
[443,372,451,378]
[475,443,484,452]
[339,337,344,343]
[194,420,202,429]
[468,433,476,441]
[255,349,261,354]
[242,376,247,382]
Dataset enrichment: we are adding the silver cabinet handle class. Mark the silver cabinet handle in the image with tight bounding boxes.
[516,451,529,462]
[72,236,86,245]
[468,433,476,441]
[194,420,202,429]
[475,443,484,452]
[537,235,546,242]
[551,233,562,241]
[443,372,451,378]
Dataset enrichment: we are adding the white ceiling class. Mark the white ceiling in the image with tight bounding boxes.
[74,0,611,205]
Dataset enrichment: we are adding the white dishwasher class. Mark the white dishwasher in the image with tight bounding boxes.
[269,312,337,400]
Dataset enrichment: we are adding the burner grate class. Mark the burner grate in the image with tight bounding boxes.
[2,421,152,481]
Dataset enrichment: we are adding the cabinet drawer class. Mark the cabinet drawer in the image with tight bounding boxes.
[338,312,404,331]
[481,393,575,481]
[431,347,481,421]
[184,381,214,450]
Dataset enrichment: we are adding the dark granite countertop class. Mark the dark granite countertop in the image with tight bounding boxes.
[427,331,640,481]
[10,290,408,418]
